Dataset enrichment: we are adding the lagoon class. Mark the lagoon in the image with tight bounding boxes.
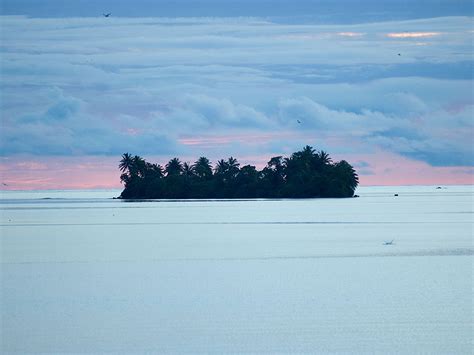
[1,186,473,353]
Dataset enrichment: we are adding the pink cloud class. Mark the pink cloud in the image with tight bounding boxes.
[386,32,441,38]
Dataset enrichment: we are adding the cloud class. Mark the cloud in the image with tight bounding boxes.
[351,161,374,176]
[278,97,358,129]
[277,96,394,135]
[178,94,271,128]
[0,15,473,170]
[337,32,365,37]
[1,91,179,156]
[18,91,83,123]
[368,104,474,166]
[276,95,473,167]
[386,32,441,38]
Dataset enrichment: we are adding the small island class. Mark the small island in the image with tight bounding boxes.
[119,145,358,199]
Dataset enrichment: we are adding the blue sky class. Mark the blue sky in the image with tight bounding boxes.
[0,0,473,188]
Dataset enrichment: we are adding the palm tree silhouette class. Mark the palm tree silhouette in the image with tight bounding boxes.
[332,160,359,196]
[237,165,258,183]
[214,159,228,175]
[192,157,213,180]
[119,153,133,174]
[145,162,164,179]
[118,146,359,199]
[226,157,240,179]
[261,156,285,194]
[132,155,146,177]
[165,158,183,176]
[317,150,332,166]
[182,162,194,178]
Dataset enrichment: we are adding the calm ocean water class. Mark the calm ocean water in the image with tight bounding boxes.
[1,185,473,353]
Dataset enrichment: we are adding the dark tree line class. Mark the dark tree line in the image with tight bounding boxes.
[118,146,358,199]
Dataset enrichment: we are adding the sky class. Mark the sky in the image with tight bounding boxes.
[0,0,473,189]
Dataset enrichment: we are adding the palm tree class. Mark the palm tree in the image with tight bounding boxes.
[266,156,284,179]
[267,156,283,171]
[192,157,213,180]
[119,153,133,174]
[182,162,194,178]
[261,156,285,195]
[214,159,229,176]
[286,146,316,170]
[165,157,183,176]
[235,164,259,197]
[282,146,319,197]
[317,150,332,166]
[145,162,163,179]
[237,165,258,183]
[332,160,359,196]
[119,173,130,184]
[132,155,146,177]
[215,157,240,182]
[301,145,316,158]
[226,157,240,179]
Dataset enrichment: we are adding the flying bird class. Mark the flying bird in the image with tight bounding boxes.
[297,120,301,124]
[103,13,111,17]
[398,53,401,56]
[383,240,394,245]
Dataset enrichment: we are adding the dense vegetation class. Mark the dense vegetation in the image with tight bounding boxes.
[119,146,358,199]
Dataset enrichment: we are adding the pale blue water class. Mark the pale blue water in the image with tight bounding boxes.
[1,185,473,353]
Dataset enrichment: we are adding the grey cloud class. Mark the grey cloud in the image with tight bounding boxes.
[1,15,473,168]
[145,94,273,131]
[369,110,474,167]
[277,97,360,129]
[1,92,179,156]
[406,150,474,167]
[375,127,424,140]
[44,97,82,121]
[358,169,375,176]
[277,97,394,134]
[0,122,178,156]
[266,61,474,85]
[181,94,271,128]
[276,96,474,167]
[353,161,371,169]
[17,91,83,123]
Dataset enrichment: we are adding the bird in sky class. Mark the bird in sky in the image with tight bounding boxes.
[383,240,394,245]
[398,53,401,56]
[297,120,301,124]
[103,13,111,17]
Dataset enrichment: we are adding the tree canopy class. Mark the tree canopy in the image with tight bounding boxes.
[118,146,358,199]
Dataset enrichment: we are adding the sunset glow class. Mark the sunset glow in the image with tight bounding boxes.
[1,149,473,191]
